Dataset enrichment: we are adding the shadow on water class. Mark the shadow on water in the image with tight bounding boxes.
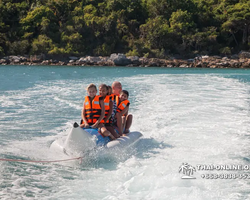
[79,138,174,170]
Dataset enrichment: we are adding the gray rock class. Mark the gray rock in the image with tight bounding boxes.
[238,51,250,58]
[7,55,27,62]
[187,59,194,63]
[79,57,85,61]
[99,57,109,62]
[58,61,66,65]
[78,56,102,65]
[127,56,140,65]
[109,53,131,66]
[41,60,50,65]
[9,56,21,61]
[86,56,101,63]
[230,54,239,59]
[0,59,7,64]
[110,53,125,60]
[13,59,20,63]
[201,55,209,59]
[77,57,87,64]
[127,56,139,61]
[51,59,58,64]
[212,56,222,59]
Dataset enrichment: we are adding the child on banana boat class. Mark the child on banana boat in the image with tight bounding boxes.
[80,83,116,140]
[119,90,133,135]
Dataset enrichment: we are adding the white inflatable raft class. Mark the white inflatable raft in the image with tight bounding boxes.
[50,122,142,156]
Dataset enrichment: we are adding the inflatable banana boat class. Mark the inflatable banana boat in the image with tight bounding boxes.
[50,122,142,156]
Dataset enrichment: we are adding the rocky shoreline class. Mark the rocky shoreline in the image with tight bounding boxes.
[1,51,250,68]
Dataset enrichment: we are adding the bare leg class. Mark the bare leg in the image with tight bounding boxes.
[99,125,115,140]
[123,114,133,134]
[115,112,123,136]
[106,126,120,138]
[121,116,126,131]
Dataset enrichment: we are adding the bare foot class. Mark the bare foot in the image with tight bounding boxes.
[123,129,130,134]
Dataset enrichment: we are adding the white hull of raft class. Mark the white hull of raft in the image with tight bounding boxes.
[50,122,142,156]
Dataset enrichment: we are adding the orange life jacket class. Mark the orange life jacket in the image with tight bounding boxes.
[117,99,130,113]
[100,95,112,124]
[110,94,119,105]
[84,95,102,125]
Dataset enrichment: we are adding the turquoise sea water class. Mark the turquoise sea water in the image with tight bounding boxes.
[1,65,250,199]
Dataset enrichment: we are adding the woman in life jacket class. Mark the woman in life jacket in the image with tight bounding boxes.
[99,84,119,138]
[80,83,115,140]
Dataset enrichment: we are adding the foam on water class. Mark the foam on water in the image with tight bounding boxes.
[0,67,250,199]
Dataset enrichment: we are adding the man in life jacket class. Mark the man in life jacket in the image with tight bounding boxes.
[108,81,124,136]
[107,81,131,136]
[80,83,115,140]
[118,90,133,135]
[99,83,119,138]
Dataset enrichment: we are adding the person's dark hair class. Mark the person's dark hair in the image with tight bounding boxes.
[107,85,112,95]
[99,83,108,91]
[121,90,129,97]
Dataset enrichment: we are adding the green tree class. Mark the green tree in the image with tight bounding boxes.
[139,16,177,56]
[169,10,196,54]
[31,34,54,54]
[184,27,219,54]
[222,2,250,48]
[147,0,196,19]
[21,5,59,42]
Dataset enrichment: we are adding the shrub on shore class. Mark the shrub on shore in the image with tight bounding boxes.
[1,0,250,57]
